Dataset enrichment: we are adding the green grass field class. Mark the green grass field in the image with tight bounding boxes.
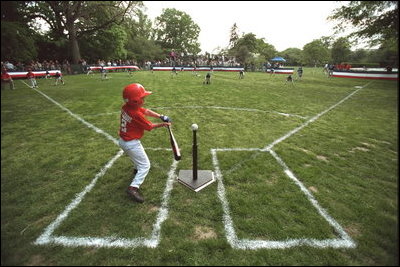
[1,68,398,265]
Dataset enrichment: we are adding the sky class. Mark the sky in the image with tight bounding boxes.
[143,1,352,54]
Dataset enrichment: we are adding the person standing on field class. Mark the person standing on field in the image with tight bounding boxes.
[1,69,15,90]
[239,69,244,79]
[297,66,303,80]
[26,69,38,88]
[54,71,65,86]
[119,83,172,203]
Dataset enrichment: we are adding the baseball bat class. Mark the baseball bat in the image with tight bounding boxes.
[167,125,181,161]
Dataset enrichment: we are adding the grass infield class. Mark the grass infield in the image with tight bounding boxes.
[1,68,398,265]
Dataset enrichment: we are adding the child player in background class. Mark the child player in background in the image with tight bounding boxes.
[26,69,38,88]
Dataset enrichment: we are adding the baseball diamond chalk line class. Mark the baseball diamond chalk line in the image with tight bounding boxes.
[25,81,368,249]
[211,83,371,249]
[21,82,174,248]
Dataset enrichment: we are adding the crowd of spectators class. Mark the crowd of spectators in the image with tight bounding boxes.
[165,53,241,68]
[1,53,242,75]
[1,59,73,74]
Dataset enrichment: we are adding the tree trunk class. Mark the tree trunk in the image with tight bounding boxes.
[68,22,81,64]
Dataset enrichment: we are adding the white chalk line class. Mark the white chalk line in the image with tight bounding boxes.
[212,149,355,249]
[35,157,179,248]
[26,84,119,146]
[211,84,371,249]
[34,150,124,246]
[216,84,367,173]
[21,80,33,88]
[83,106,308,120]
[29,80,367,249]
[20,81,171,151]
[24,84,174,248]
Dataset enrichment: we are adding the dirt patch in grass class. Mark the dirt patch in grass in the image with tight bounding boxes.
[345,223,362,237]
[316,155,329,162]
[193,226,217,240]
[308,186,318,193]
[266,175,278,185]
[27,254,52,266]
[148,205,159,213]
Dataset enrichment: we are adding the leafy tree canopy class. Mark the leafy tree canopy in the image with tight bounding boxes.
[328,1,398,47]
[302,39,331,66]
[154,8,201,56]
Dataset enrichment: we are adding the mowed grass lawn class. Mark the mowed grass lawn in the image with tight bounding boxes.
[1,68,398,265]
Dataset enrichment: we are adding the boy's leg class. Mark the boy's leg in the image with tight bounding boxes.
[119,139,150,189]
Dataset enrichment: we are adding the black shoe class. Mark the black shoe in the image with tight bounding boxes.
[126,186,144,203]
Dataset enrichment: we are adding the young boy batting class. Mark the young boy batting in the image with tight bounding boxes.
[119,83,172,203]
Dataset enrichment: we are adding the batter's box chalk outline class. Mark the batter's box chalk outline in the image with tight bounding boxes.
[34,151,179,248]
[211,148,356,250]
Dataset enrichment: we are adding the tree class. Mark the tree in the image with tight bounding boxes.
[228,23,239,49]
[25,1,141,64]
[302,39,330,66]
[280,48,303,66]
[331,37,352,64]
[79,24,128,61]
[229,33,277,67]
[154,8,201,56]
[349,49,369,64]
[328,1,398,47]
[228,33,256,66]
[256,39,277,62]
[1,2,39,62]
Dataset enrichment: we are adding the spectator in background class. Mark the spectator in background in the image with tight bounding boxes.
[5,61,15,71]
[169,49,177,66]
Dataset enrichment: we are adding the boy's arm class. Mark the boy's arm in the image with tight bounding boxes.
[143,108,171,122]
[143,108,161,118]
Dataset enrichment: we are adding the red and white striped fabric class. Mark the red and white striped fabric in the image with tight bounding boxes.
[7,70,62,79]
[265,68,294,74]
[88,66,140,70]
[332,71,398,80]
[153,66,244,72]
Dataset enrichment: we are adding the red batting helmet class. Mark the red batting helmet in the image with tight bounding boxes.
[123,83,152,107]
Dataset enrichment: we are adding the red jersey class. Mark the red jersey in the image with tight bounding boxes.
[1,73,11,80]
[27,71,35,78]
[119,105,155,141]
